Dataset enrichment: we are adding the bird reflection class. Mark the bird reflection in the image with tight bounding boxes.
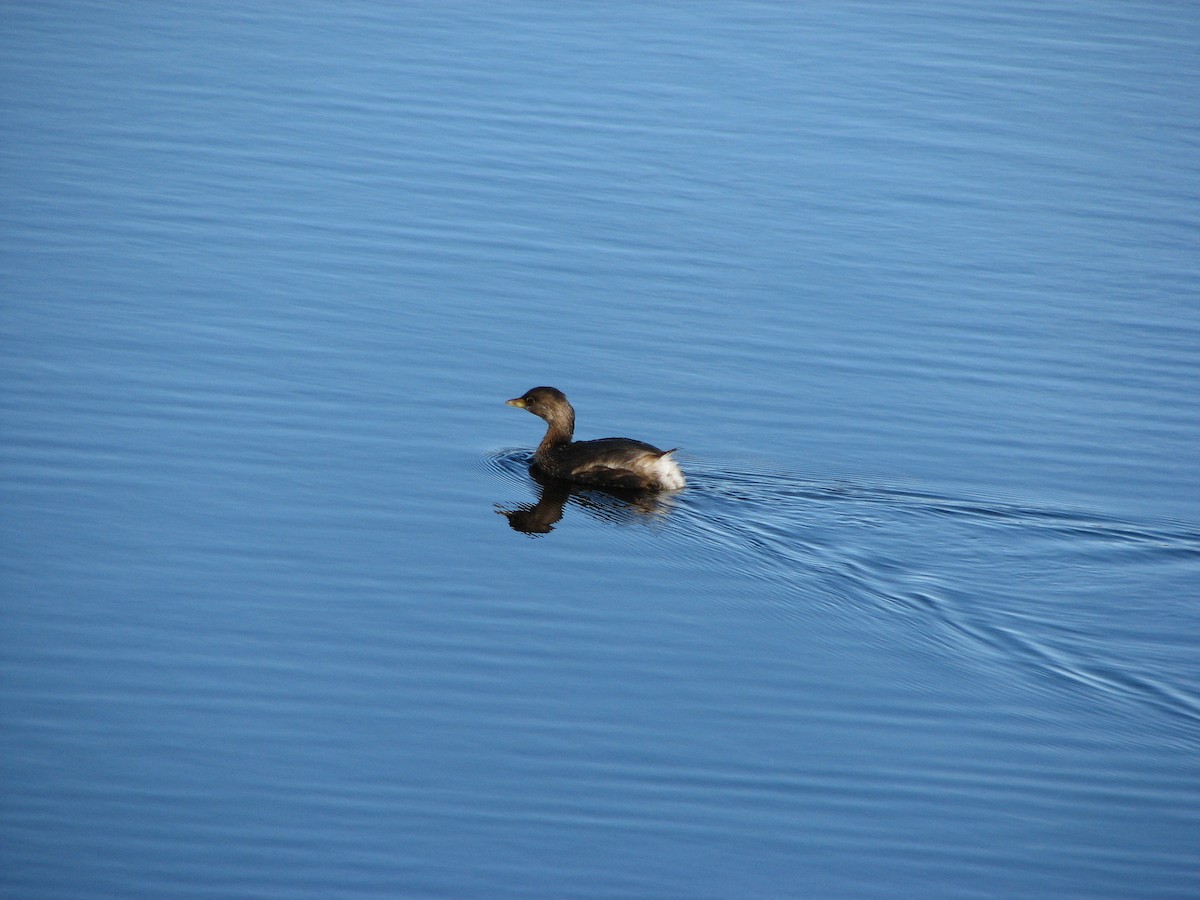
[496,461,678,535]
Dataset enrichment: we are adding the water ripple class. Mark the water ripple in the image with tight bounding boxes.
[685,464,1200,730]
[489,451,1200,729]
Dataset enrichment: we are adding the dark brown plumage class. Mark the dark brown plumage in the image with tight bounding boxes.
[505,387,685,492]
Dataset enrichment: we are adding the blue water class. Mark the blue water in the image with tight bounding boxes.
[2,2,1198,897]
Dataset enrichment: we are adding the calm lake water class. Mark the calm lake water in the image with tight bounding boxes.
[3,2,1198,897]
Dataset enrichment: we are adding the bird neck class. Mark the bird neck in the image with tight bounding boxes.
[535,406,574,457]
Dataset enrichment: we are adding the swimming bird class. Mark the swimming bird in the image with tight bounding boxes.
[505,386,685,492]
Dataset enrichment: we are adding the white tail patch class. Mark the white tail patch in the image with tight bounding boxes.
[654,451,686,490]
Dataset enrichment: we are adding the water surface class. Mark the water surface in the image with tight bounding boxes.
[2,2,1198,897]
